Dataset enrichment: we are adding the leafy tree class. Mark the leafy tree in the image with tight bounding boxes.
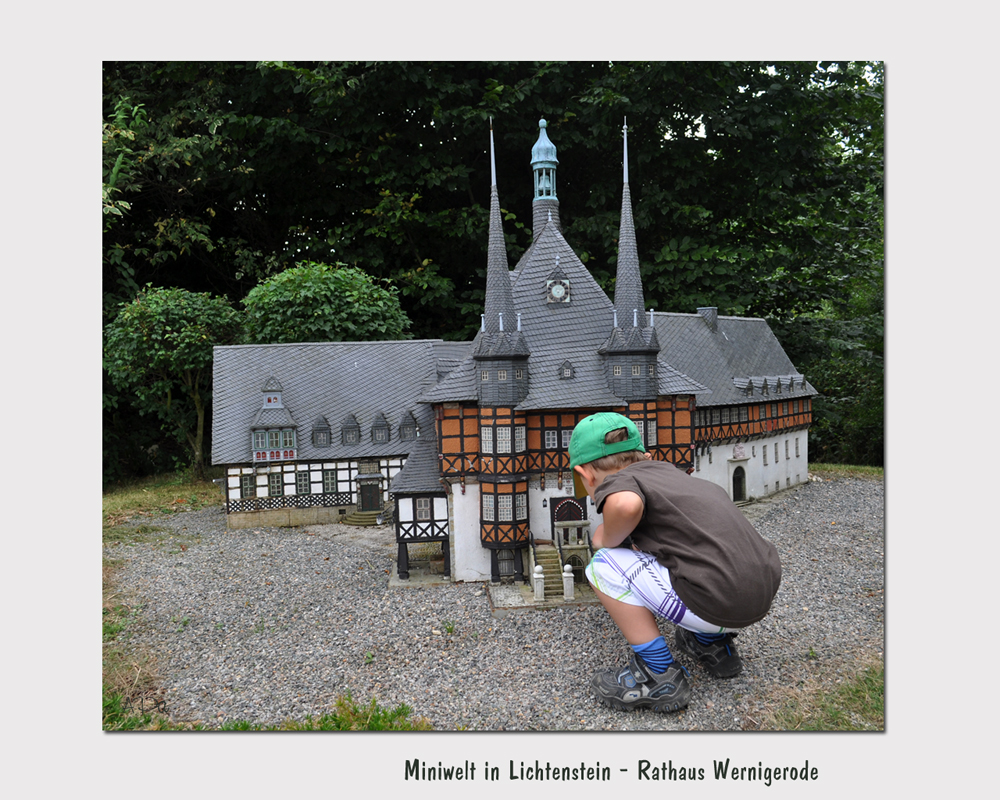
[243,261,411,344]
[104,287,243,478]
[102,61,884,474]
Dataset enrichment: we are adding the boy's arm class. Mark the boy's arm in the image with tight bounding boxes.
[592,490,644,549]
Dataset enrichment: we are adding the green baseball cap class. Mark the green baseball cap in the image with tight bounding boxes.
[568,412,645,470]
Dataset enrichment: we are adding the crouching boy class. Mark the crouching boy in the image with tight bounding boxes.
[569,412,781,712]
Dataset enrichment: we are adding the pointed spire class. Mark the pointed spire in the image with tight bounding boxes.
[482,121,516,338]
[613,117,646,329]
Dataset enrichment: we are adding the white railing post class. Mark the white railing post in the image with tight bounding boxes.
[562,564,575,601]
[533,565,546,601]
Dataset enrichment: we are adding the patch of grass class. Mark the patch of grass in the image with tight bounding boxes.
[760,664,884,731]
[103,469,223,531]
[809,463,883,480]
[218,695,433,731]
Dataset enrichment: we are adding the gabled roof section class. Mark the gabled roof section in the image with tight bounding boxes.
[251,406,296,428]
[388,405,444,495]
[212,340,445,464]
[653,311,817,407]
[509,223,624,409]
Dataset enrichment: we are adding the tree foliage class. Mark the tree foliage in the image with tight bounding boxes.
[243,261,411,344]
[102,61,883,477]
[104,287,243,478]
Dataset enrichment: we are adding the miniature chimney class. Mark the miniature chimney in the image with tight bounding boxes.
[697,307,719,332]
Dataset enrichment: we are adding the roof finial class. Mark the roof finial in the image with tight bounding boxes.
[623,117,629,184]
[649,308,654,327]
[613,309,618,328]
[633,308,638,328]
[490,117,496,187]
[498,312,504,332]
[516,312,522,332]
[481,314,485,332]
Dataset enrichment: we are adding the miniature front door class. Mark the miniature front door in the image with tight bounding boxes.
[732,466,746,502]
[551,497,587,545]
[360,482,381,512]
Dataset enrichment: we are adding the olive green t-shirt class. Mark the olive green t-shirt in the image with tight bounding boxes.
[594,460,781,628]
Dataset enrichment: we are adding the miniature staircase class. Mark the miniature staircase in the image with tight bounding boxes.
[342,504,393,527]
[533,544,564,599]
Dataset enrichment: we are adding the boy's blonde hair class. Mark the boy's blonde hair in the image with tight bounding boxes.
[588,427,646,471]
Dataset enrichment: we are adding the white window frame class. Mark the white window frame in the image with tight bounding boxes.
[515,493,527,520]
[561,429,573,449]
[496,426,511,454]
[498,494,513,522]
[544,430,558,450]
[482,494,494,522]
[481,427,493,454]
[514,425,526,453]
[416,497,431,521]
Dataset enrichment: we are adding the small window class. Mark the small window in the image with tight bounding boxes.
[240,474,255,498]
[795,437,800,457]
[771,404,778,418]
[268,430,281,449]
[515,369,524,380]
[253,431,267,450]
[793,400,799,414]
[544,430,558,450]
[313,429,330,447]
[740,407,749,422]
[498,369,508,381]
[561,429,572,450]
[268,473,283,497]
[721,407,731,424]
[515,493,527,520]
[282,430,295,448]
[373,426,388,443]
[613,365,622,376]
[514,426,526,453]
[482,494,495,522]
[632,364,641,376]
[481,370,489,382]
[498,495,513,522]
[646,420,657,447]
[648,364,655,376]
[783,402,789,416]
[481,427,493,454]
[323,470,337,494]
[416,497,431,521]
[296,471,310,495]
[785,440,790,460]
[774,443,779,462]
[496,426,511,454]
[763,447,769,466]
[711,409,721,425]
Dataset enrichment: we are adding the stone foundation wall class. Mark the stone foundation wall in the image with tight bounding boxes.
[226,506,350,529]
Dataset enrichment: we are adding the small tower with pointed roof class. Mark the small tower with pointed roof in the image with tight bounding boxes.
[472,120,531,582]
[601,120,660,403]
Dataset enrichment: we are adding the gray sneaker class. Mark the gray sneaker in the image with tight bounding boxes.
[675,628,742,678]
[591,653,691,712]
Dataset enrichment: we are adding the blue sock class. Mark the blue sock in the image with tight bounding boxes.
[632,636,673,674]
[693,631,727,645]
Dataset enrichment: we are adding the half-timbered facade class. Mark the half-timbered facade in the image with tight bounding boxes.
[211,117,816,586]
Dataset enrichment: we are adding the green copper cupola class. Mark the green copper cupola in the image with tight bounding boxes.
[531,118,558,201]
[530,119,561,240]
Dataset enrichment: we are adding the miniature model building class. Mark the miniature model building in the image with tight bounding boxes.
[211,119,816,587]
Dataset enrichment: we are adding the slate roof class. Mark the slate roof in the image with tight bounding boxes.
[653,311,817,408]
[388,404,445,494]
[212,340,445,465]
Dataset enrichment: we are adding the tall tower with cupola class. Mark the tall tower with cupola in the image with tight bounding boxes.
[472,121,531,582]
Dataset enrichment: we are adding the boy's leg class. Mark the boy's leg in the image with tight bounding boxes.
[586,549,691,712]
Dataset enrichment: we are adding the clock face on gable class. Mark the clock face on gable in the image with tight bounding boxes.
[546,279,570,303]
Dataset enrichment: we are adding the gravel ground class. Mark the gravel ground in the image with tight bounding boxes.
[106,475,884,731]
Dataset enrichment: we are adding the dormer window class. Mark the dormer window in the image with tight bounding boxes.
[342,414,360,446]
[399,412,418,441]
[559,361,575,379]
[312,417,331,448]
[371,413,390,444]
